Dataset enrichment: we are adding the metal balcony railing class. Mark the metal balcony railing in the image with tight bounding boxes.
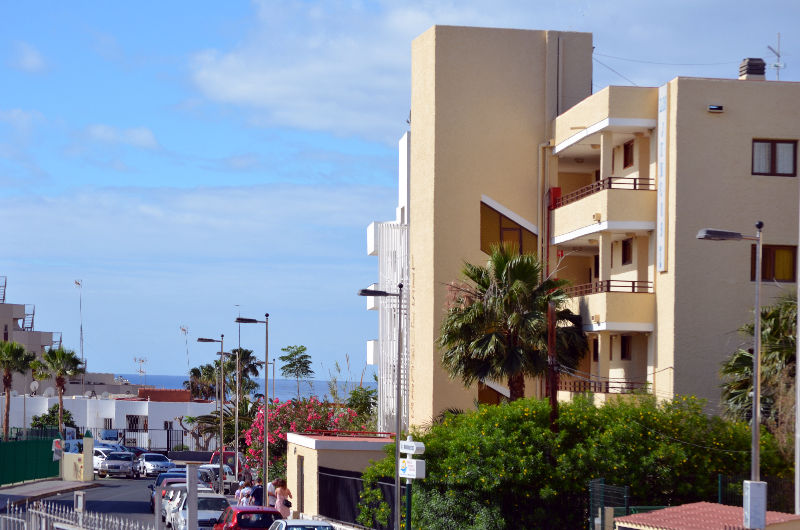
[551,177,655,209]
[564,280,653,297]
[557,377,648,394]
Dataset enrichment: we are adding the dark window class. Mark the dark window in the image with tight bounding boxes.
[592,338,598,362]
[593,254,599,278]
[623,140,634,169]
[621,336,632,361]
[751,244,797,282]
[752,139,797,176]
[622,238,633,265]
[480,202,537,255]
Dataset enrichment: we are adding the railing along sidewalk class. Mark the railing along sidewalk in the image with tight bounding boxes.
[551,177,655,209]
[564,280,653,297]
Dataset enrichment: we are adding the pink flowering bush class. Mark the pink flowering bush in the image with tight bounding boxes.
[243,396,368,479]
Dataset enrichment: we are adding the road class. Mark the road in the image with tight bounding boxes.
[42,477,155,524]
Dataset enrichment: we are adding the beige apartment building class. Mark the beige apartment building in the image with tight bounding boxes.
[366,25,800,428]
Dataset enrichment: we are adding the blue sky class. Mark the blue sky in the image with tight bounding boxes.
[1,1,799,379]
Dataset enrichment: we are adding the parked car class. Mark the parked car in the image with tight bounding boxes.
[199,464,237,494]
[139,453,175,476]
[122,445,148,457]
[98,451,138,479]
[163,483,213,527]
[174,493,230,530]
[93,447,113,474]
[267,521,334,530]
[149,475,187,512]
[213,506,283,530]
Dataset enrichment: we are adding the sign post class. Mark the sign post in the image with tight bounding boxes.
[399,436,425,528]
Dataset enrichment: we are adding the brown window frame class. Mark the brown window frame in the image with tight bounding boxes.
[623,140,634,169]
[621,335,632,361]
[621,238,633,265]
[752,139,797,177]
[751,244,797,282]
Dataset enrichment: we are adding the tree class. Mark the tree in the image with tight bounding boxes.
[31,404,77,430]
[225,348,260,397]
[721,293,796,459]
[184,363,217,399]
[0,341,35,440]
[33,347,85,435]
[438,243,588,400]
[279,345,314,399]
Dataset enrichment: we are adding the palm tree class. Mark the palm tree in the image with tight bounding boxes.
[721,293,796,422]
[0,341,35,440]
[184,363,218,399]
[438,242,588,401]
[34,347,85,435]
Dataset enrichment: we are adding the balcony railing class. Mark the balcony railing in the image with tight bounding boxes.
[564,280,654,297]
[557,377,648,394]
[551,177,654,209]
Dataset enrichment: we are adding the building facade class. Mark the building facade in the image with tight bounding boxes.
[365,25,800,428]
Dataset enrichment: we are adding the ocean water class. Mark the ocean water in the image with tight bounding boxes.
[116,373,374,403]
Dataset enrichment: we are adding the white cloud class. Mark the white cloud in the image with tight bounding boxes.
[86,124,160,150]
[10,41,46,73]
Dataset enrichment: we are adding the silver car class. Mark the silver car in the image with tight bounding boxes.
[99,451,138,478]
[139,453,175,476]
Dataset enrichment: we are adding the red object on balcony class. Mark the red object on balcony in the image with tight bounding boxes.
[549,187,562,209]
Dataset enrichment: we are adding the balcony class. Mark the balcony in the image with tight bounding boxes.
[550,178,656,245]
[565,280,655,331]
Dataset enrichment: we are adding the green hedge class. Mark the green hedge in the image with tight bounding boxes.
[358,395,789,529]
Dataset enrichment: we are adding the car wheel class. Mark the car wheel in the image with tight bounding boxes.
[98,472,107,478]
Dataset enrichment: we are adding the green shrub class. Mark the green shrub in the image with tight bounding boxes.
[358,395,789,529]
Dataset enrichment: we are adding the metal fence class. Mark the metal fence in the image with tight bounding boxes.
[0,439,59,486]
[718,474,793,513]
[78,428,215,452]
[2,501,153,530]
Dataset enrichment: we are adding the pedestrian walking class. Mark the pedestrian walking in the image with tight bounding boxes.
[252,478,264,506]
[275,478,292,518]
[234,481,245,504]
[267,479,278,508]
[239,481,253,506]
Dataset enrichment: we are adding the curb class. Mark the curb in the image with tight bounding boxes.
[2,482,102,512]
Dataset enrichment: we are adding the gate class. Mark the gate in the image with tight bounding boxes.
[2,501,153,530]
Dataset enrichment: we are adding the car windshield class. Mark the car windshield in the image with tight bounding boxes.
[197,498,229,511]
[236,513,281,528]
[147,455,169,462]
[108,453,132,461]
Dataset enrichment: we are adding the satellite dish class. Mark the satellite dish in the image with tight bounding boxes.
[43,387,55,398]
[30,381,39,392]
[10,390,18,397]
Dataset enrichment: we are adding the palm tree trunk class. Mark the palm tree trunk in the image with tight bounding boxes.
[508,372,526,401]
[58,385,64,436]
[3,389,9,441]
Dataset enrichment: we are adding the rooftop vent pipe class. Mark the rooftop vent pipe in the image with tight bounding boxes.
[739,58,766,80]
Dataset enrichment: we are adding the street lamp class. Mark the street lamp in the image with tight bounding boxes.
[198,335,225,494]
[697,222,763,481]
[235,314,269,504]
[358,283,403,530]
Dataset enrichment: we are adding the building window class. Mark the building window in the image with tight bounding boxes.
[103,418,113,429]
[752,139,797,176]
[593,255,599,279]
[623,140,634,169]
[751,244,797,282]
[621,335,632,361]
[622,238,633,265]
[480,202,537,255]
[592,338,599,362]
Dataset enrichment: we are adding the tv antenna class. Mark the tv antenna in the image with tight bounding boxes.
[180,326,190,369]
[767,33,785,80]
[134,356,147,386]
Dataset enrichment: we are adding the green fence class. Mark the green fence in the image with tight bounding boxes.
[0,438,59,486]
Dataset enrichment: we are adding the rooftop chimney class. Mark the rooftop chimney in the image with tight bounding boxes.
[739,58,766,80]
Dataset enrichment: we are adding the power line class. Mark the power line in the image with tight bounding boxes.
[594,51,738,67]
[627,418,750,454]
[592,57,638,86]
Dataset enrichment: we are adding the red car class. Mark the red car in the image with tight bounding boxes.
[213,506,283,530]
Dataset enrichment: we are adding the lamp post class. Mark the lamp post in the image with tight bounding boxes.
[697,222,763,481]
[74,280,84,394]
[235,307,241,483]
[198,335,225,493]
[235,314,269,503]
[358,283,403,530]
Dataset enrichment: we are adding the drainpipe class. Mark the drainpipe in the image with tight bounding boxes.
[538,141,552,274]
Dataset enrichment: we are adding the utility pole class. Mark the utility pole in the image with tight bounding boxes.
[547,302,559,433]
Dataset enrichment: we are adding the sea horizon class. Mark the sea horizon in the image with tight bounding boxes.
[116,373,375,403]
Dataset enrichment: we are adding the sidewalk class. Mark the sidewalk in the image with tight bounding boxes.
[0,478,101,512]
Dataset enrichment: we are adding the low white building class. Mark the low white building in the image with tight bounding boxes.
[0,393,217,451]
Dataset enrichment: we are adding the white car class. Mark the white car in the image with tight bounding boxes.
[93,448,113,474]
[174,493,230,530]
[199,464,237,494]
[139,453,175,476]
[267,521,334,530]
[163,484,213,528]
